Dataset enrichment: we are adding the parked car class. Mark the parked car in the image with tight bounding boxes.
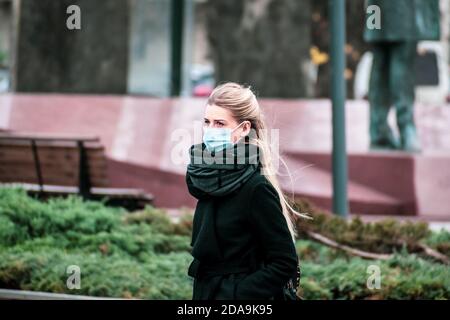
[190,63,214,97]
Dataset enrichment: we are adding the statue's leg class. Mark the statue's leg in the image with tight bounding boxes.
[390,41,420,152]
[368,44,399,150]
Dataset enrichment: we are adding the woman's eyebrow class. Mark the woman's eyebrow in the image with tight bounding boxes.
[204,117,227,123]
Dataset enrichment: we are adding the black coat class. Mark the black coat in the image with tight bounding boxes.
[186,168,298,300]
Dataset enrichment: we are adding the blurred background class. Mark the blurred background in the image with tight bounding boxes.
[0,0,449,300]
[0,0,449,100]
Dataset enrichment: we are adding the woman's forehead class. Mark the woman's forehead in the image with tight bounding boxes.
[204,104,233,120]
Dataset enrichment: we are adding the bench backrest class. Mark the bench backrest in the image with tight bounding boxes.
[0,133,108,190]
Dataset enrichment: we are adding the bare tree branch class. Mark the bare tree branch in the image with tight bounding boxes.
[306,230,393,260]
[417,243,450,265]
[305,230,450,265]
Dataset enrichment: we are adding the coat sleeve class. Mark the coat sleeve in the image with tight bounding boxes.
[234,181,298,300]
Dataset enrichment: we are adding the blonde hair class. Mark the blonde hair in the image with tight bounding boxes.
[207,82,308,241]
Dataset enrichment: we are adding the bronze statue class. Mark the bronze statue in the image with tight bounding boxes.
[364,0,440,152]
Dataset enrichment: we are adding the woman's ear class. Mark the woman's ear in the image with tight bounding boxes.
[241,120,251,137]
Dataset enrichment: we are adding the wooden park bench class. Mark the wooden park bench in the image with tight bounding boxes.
[0,132,154,210]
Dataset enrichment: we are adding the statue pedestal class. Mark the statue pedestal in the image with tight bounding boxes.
[282,150,450,219]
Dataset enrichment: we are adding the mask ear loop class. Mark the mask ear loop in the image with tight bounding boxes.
[230,121,246,145]
[231,121,244,133]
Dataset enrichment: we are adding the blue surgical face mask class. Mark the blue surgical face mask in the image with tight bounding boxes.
[203,122,245,153]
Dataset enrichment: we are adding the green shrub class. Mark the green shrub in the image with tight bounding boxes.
[424,229,450,257]
[0,188,122,244]
[124,207,174,233]
[298,254,450,300]
[0,188,193,299]
[0,248,192,299]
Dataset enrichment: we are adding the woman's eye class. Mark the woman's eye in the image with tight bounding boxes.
[216,122,224,127]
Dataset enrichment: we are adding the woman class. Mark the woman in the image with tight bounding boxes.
[186,82,301,300]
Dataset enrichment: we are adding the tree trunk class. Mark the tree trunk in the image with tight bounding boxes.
[13,0,130,94]
[205,0,312,98]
